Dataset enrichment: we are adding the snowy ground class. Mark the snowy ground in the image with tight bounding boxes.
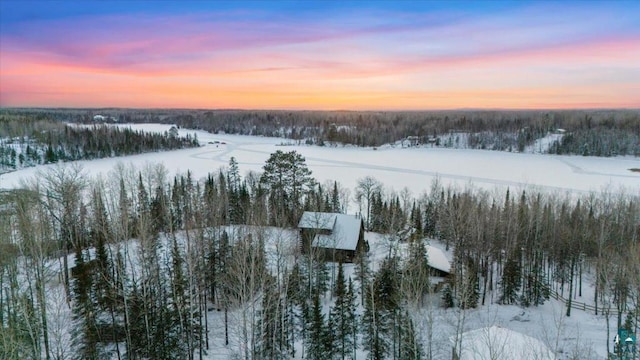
[34,227,615,360]
[1,124,638,199]
[3,123,637,359]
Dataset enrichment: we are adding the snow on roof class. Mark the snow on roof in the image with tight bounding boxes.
[298,211,337,231]
[451,326,555,360]
[299,211,362,251]
[426,245,451,274]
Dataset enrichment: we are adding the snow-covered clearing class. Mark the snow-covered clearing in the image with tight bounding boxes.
[1,124,638,198]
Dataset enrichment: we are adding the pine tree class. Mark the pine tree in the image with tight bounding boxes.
[169,233,191,357]
[361,257,399,360]
[228,157,244,224]
[410,202,423,240]
[346,279,359,359]
[423,200,437,238]
[329,263,357,359]
[71,249,102,360]
[331,181,341,213]
[441,281,455,308]
[91,189,113,310]
[260,150,315,226]
[307,292,330,360]
[301,254,329,298]
[256,275,288,359]
[523,261,549,307]
[354,252,371,306]
[403,239,430,306]
[398,311,423,360]
[150,184,169,233]
[500,250,522,305]
[285,263,305,357]
[461,258,480,309]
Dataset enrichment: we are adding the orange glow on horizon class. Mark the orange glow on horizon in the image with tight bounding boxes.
[1,10,639,110]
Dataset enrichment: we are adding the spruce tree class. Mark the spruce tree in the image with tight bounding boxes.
[256,275,287,359]
[500,250,522,305]
[331,181,341,213]
[307,292,330,360]
[361,257,399,360]
[403,239,430,306]
[71,249,102,360]
[398,311,423,360]
[329,263,357,359]
[354,252,371,306]
[441,281,455,308]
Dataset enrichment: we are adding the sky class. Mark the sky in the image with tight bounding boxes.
[0,0,639,110]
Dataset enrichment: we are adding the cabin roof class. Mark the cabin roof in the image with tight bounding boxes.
[426,245,451,274]
[299,211,362,251]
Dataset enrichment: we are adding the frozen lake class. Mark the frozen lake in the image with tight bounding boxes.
[1,123,638,197]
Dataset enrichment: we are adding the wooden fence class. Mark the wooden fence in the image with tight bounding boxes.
[547,287,621,317]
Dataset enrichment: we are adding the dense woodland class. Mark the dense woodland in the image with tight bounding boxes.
[2,108,638,156]
[1,149,638,359]
[0,116,199,172]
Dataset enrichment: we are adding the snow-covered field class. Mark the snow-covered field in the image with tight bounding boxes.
[1,124,638,198]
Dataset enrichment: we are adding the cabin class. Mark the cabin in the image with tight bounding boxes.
[298,211,366,263]
[451,326,556,360]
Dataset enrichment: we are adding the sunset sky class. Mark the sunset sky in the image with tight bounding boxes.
[1,1,639,110]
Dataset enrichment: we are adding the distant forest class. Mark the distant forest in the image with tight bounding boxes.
[2,108,638,156]
[0,115,199,172]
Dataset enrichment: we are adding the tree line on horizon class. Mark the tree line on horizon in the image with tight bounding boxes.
[3,108,639,156]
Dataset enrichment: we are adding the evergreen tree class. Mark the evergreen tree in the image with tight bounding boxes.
[228,157,244,224]
[461,258,480,309]
[441,281,455,308]
[522,261,550,307]
[500,250,522,305]
[361,257,399,360]
[91,189,114,310]
[403,239,430,306]
[397,311,423,360]
[329,263,357,360]
[354,251,372,306]
[71,249,102,360]
[410,202,423,240]
[331,181,341,213]
[256,275,288,359]
[260,150,315,226]
[150,184,169,233]
[285,263,305,358]
[170,233,191,357]
[307,292,331,360]
[301,254,330,298]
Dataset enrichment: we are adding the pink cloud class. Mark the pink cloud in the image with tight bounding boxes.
[2,7,639,109]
